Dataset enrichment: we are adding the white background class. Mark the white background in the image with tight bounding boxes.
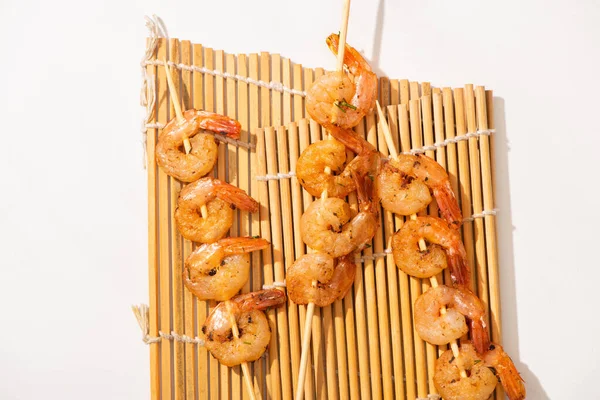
[1,0,598,399]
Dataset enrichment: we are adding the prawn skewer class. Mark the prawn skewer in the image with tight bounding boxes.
[296,2,352,400]
[376,101,469,379]
[377,104,525,399]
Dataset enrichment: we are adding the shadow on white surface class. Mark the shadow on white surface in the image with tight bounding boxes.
[494,98,548,399]
[369,0,387,79]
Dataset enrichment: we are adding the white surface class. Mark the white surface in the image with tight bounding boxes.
[0,0,598,399]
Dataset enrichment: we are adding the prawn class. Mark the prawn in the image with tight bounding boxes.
[414,285,487,346]
[183,237,270,301]
[483,344,526,400]
[378,154,462,227]
[391,216,470,286]
[306,33,377,129]
[296,140,357,198]
[296,127,380,198]
[202,289,287,367]
[287,253,356,307]
[175,177,259,243]
[434,342,498,400]
[300,170,379,258]
[156,109,242,182]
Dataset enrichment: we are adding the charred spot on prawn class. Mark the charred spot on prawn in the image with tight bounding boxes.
[208,268,217,276]
[226,330,234,341]
[201,325,207,334]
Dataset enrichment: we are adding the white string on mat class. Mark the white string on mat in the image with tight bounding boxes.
[402,129,495,155]
[132,304,205,346]
[140,15,168,169]
[254,171,296,181]
[462,208,498,222]
[144,59,308,97]
[262,281,287,290]
[416,395,441,400]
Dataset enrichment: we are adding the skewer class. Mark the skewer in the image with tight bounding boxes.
[376,101,468,378]
[164,60,192,153]
[295,2,351,399]
[225,302,259,400]
[164,60,209,219]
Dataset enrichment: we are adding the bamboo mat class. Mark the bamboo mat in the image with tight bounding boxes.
[140,35,503,400]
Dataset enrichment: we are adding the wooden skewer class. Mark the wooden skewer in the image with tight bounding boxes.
[376,101,468,378]
[164,60,192,153]
[164,60,209,219]
[225,302,259,400]
[296,2,351,399]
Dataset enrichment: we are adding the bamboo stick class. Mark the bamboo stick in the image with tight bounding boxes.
[432,91,449,357]
[266,126,294,399]
[382,104,406,400]
[225,52,243,400]
[453,88,476,296]
[257,127,281,399]
[202,46,219,400]
[400,79,409,105]
[376,101,467,383]
[441,88,460,305]
[248,52,265,399]
[156,38,173,400]
[396,103,417,400]
[215,49,231,400]
[145,38,160,400]
[237,53,251,400]
[192,42,208,400]
[474,88,502,400]
[180,39,196,400]
[420,94,440,395]
[480,88,501,343]
[360,109,383,400]
[285,122,304,397]
[465,85,491,333]
[390,79,400,105]
[272,54,282,127]
[283,58,292,124]
[308,118,326,400]
[482,88,503,400]
[297,119,317,398]
[168,39,185,400]
[408,99,431,398]
[293,63,304,122]
[260,52,271,127]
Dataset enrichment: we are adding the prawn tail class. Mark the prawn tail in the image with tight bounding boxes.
[334,254,358,300]
[326,33,371,74]
[433,184,463,228]
[495,354,527,400]
[215,182,259,212]
[469,318,491,355]
[195,111,242,139]
[351,169,378,216]
[222,237,270,255]
[235,289,287,313]
[447,247,471,287]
